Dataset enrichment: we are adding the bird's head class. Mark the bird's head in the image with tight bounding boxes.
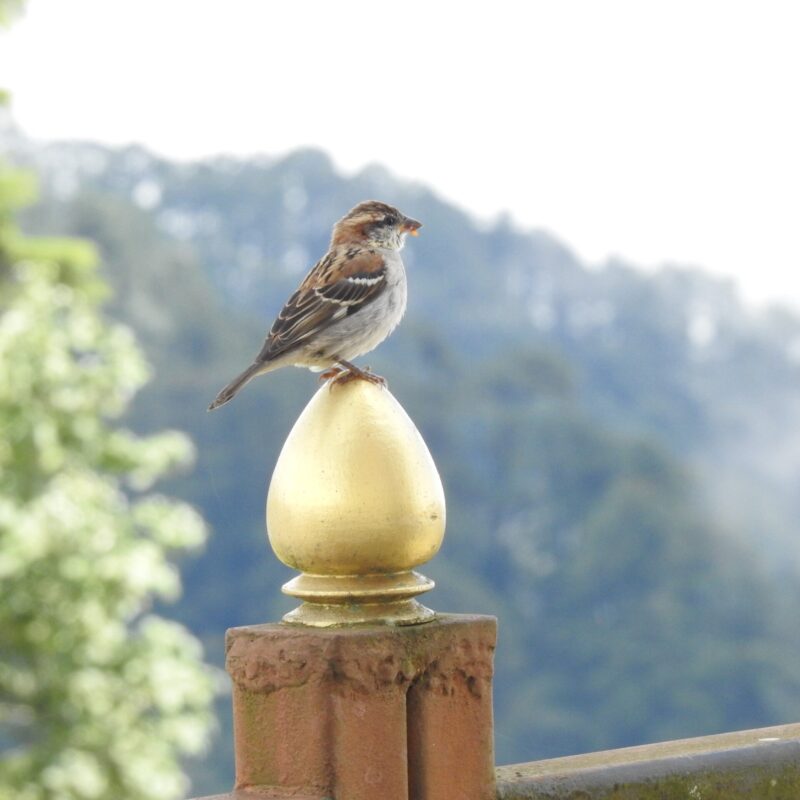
[331,200,422,250]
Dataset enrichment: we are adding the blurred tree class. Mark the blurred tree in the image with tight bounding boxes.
[0,8,215,793]
[0,173,215,800]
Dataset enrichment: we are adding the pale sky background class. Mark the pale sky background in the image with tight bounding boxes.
[1,0,799,308]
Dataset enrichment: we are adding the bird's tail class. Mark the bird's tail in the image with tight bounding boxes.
[208,363,264,411]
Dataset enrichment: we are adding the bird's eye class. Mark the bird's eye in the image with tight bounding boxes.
[383,216,396,226]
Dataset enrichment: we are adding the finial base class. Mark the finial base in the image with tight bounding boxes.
[281,570,436,627]
[282,598,436,627]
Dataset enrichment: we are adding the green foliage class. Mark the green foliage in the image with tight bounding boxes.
[0,168,215,798]
[0,169,38,279]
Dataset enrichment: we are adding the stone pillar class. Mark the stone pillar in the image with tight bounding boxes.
[226,614,496,800]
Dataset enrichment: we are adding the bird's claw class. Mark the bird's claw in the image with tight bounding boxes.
[322,364,387,389]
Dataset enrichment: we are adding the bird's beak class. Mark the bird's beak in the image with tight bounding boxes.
[402,217,422,236]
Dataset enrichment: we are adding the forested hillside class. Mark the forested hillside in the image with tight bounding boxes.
[5,126,800,794]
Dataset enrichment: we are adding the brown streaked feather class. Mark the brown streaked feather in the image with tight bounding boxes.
[255,247,386,363]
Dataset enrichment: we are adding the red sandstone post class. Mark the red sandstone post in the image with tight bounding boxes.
[193,381,497,800]
[226,615,496,799]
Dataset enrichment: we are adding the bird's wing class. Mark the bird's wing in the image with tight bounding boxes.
[256,247,386,362]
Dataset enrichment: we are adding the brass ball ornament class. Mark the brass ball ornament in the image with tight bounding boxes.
[266,379,446,626]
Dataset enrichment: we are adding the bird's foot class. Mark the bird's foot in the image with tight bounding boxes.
[334,368,387,388]
[325,362,387,389]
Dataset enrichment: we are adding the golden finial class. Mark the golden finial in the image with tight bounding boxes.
[266,380,446,626]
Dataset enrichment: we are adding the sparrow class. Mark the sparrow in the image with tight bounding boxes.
[208,200,421,411]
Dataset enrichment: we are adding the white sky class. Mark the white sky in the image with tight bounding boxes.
[1,0,799,308]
